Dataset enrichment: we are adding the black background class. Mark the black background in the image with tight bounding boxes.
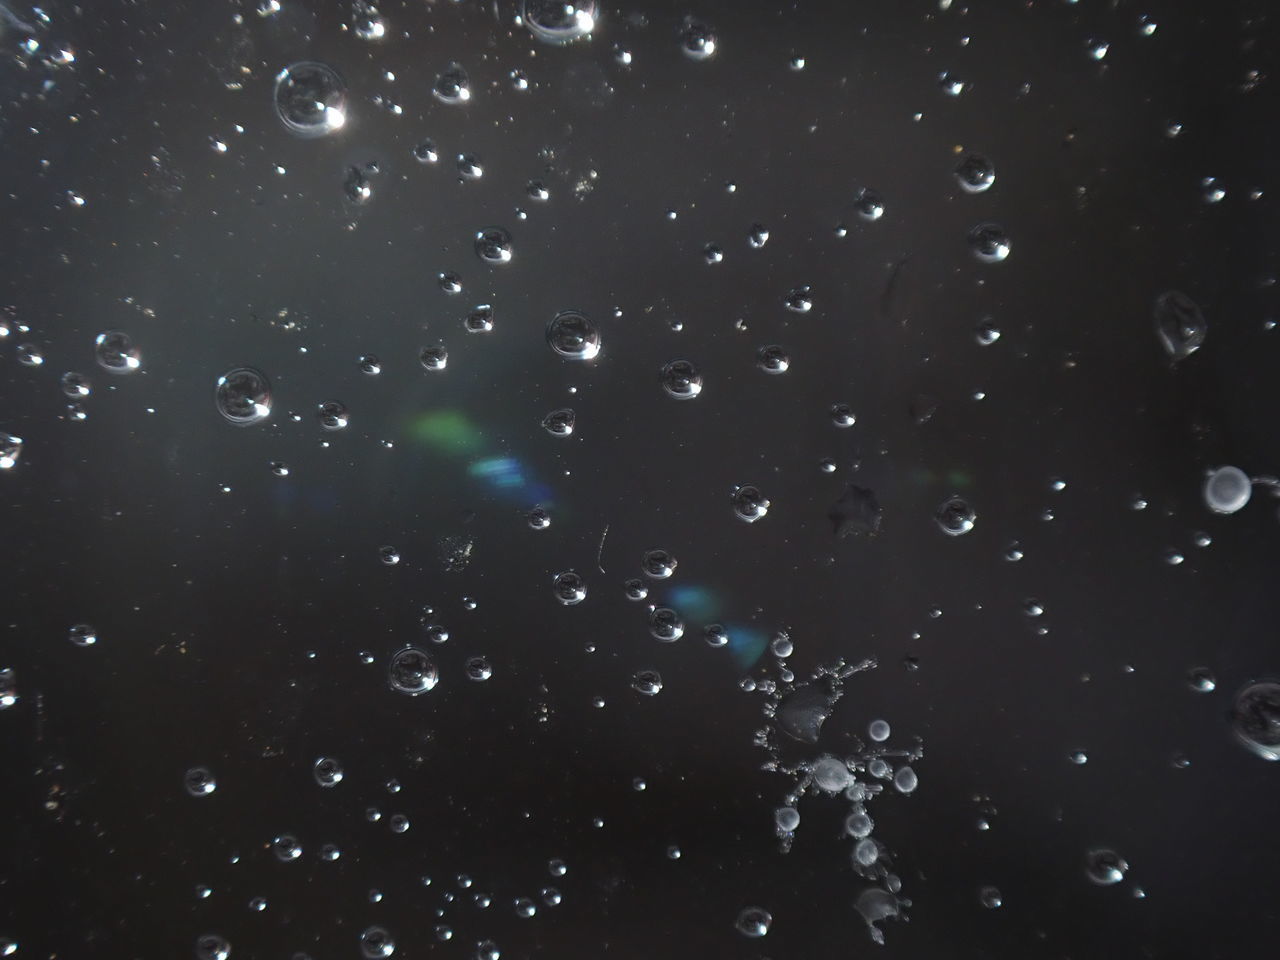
[2,1,1279,958]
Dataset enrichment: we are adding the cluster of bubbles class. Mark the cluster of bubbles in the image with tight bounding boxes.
[753,656,923,944]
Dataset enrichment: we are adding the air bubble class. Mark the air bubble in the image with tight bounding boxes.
[757,345,790,374]
[954,153,995,193]
[68,623,96,647]
[215,367,272,425]
[313,757,344,787]
[274,62,347,137]
[387,647,438,695]
[359,926,395,959]
[546,311,601,360]
[660,359,703,399]
[434,63,471,104]
[316,400,349,431]
[680,20,717,60]
[522,1,597,43]
[649,608,684,642]
[1232,681,1280,760]
[1085,848,1128,885]
[419,344,448,371]
[1154,290,1206,360]
[735,906,772,938]
[553,571,587,605]
[631,669,663,696]
[542,408,576,437]
[95,330,141,373]
[465,656,493,681]
[642,549,677,579]
[1204,466,1250,514]
[60,372,90,398]
[185,766,216,797]
[934,496,976,536]
[474,227,513,264]
[968,223,1011,262]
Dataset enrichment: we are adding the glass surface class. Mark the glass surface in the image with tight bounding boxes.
[1,1,1278,957]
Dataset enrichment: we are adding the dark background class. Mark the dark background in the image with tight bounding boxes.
[2,0,1279,957]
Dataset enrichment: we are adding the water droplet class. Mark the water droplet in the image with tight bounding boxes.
[413,139,439,164]
[388,647,438,695]
[1153,290,1206,360]
[868,719,891,742]
[935,496,976,536]
[968,223,1011,262]
[438,273,461,295]
[855,187,885,221]
[418,343,449,372]
[272,834,302,862]
[553,571,587,605]
[680,20,717,60]
[359,926,395,959]
[527,507,552,530]
[1201,176,1225,203]
[313,757,344,787]
[316,400,349,431]
[631,669,663,696]
[624,578,648,601]
[784,285,813,313]
[536,407,574,438]
[389,813,410,833]
[378,545,400,566]
[474,941,500,960]
[702,243,724,264]
[15,343,42,367]
[548,858,567,877]
[546,311,601,360]
[353,3,387,41]
[185,766,216,797]
[830,403,856,427]
[59,371,90,398]
[649,608,685,642]
[726,484,770,524]
[465,656,493,681]
[894,766,919,793]
[95,330,141,373]
[456,153,483,180]
[735,906,772,938]
[1138,14,1158,36]
[1023,598,1044,617]
[1085,848,1129,885]
[359,355,382,375]
[522,0,597,43]
[1163,548,1185,566]
[1232,681,1280,760]
[748,223,770,249]
[465,303,493,333]
[974,318,1001,345]
[1069,750,1088,765]
[1204,465,1250,514]
[215,367,272,425]
[344,165,373,204]
[955,153,995,193]
[274,62,347,137]
[774,806,800,832]
[68,623,96,647]
[939,71,965,96]
[632,551,677,585]
[1086,38,1110,60]
[474,227,513,265]
[980,886,1003,909]
[660,359,703,399]
[1186,667,1216,693]
[666,844,682,859]
[195,935,231,960]
[757,345,791,374]
[433,62,471,104]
